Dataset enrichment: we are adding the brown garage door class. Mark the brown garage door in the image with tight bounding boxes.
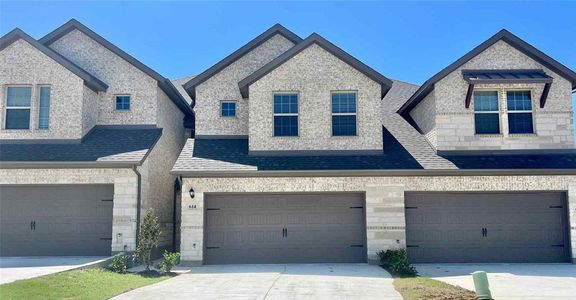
[405,192,570,263]
[204,193,366,264]
[0,185,114,256]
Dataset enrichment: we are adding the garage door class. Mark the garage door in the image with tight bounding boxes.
[204,193,365,264]
[405,192,570,263]
[0,185,114,256]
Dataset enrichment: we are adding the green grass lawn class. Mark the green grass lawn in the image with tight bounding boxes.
[0,268,172,300]
[394,276,476,300]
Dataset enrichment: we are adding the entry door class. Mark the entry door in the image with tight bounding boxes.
[204,193,365,264]
[0,185,114,256]
[405,192,569,263]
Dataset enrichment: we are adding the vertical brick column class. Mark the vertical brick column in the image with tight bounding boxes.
[569,185,576,264]
[365,185,406,264]
[111,176,138,253]
[179,180,204,264]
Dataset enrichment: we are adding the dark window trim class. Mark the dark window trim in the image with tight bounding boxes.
[331,91,358,137]
[220,100,237,118]
[272,92,299,137]
[473,90,501,135]
[114,95,131,111]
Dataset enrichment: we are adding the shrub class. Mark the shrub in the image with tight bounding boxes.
[133,209,161,271]
[377,249,418,277]
[108,254,129,274]
[156,251,181,273]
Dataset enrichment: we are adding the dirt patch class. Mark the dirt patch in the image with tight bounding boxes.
[394,276,476,300]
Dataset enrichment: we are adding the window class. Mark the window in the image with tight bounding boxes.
[115,95,130,110]
[273,93,298,136]
[507,91,533,134]
[221,101,236,117]
[38,86,51,129]
[5,86,32,129]
[474,91,500,134]
[331,92,357,136]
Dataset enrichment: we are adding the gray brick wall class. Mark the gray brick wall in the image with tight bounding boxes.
[0,39,86,139]
[49,29,158,126]
[248,44,383,152]
[433,40,574,151]
[195,34,295,136]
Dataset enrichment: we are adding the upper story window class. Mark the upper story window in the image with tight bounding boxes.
[507,91,533,134]
[331,92,357,136]
[474,91,500,134]
[38,86,51,129]
[221,101,237,117]
[115,95,131,111]
[273,93,298,137]
[5,86,32,130]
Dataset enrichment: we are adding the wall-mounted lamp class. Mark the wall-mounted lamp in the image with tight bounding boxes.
[189,188,195,199]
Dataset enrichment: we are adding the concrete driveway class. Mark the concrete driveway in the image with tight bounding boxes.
[113,264,401,300]
[415,264,576,300]
[0,256,109,284]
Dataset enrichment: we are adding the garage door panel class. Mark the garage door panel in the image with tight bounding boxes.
[204,193,365,264]
[0,185,113,257]
[406,192,569,263]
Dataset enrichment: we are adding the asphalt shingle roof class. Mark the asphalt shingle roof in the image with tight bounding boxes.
[0,126,162,164]
[172,127,423,173]
[444,153,576,169]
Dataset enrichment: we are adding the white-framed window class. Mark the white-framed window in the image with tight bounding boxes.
[473,90,500,134]
[221,101,237,117]
[506,90,534,134]
[331,91,357,136]
[38,86,51,129]
[273,93,298,137]
[115,95,131,110]
[5,86,32,130]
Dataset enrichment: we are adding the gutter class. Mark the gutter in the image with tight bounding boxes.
[171,168,576,177]
[0,161,141,169]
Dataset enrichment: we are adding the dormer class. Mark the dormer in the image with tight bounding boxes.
[398,29,576,153]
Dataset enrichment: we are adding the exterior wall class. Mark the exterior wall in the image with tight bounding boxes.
[409,90,437,148]
[0,168,139,253]
[180,175,576,264]
[137,87,186,248]
[49,29,158,126]
[248,44,383,152]
[82,85,99,135]
[195,34,295,136]
[0,39,85,139]
[434,40,574,151]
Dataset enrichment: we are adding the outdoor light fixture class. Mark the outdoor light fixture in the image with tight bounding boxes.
[189,188,195,199]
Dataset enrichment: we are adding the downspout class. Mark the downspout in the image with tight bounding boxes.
[132,165,142,247]
[172,179,180,252]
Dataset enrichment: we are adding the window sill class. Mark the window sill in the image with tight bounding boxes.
[474,134,503,138]
[508,133,537,137]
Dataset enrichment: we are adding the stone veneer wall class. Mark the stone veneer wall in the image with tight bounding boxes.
[49,29,158,126]
[0,39,86,139]
[195,34,295,136]
[0,168,139,253]
[434,40,574,151]
[179,175,576,264]
[248,44,383,152]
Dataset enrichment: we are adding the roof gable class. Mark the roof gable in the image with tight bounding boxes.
[238,33,393,99]
[397,29,576,116]
[182,24,303,103]
[39,19,193,116]
[0,28,108,93]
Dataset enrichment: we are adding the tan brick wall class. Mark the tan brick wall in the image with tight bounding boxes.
[433,40,574,151]
[0,168,139,252]
[180,175,576,264]
[195,34,296,136]
[248,44,383,152]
